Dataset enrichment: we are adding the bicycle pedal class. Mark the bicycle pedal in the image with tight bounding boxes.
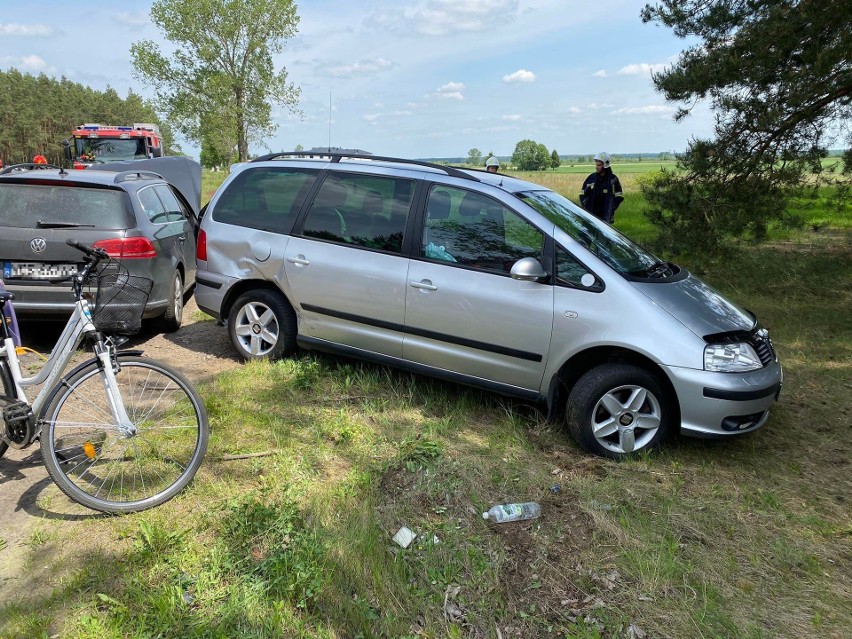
[2,400,35,449]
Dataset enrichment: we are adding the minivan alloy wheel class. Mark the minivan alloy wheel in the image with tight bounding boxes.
[228,290,297,361]
[566,363,673,459]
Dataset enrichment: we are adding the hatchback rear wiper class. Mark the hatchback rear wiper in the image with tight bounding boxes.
[36,221,96,228]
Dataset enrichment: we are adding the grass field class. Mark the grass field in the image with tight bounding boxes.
[2,166,849,638]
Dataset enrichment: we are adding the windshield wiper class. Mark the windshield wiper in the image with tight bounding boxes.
[36,221,96,228]
[634,261,673,279]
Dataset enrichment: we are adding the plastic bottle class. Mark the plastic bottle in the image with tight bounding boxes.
[482,501,541,523]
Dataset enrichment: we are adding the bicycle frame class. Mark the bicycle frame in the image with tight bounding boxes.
[1,295,134,440]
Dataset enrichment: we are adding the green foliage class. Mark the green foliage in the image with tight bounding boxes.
[131,0,302,162]
[511,139,551,171]
[220,491,326,610]
[641,0,852,257]
[466,148,483,166]
[0,70,170,166]
[550,148,561,170]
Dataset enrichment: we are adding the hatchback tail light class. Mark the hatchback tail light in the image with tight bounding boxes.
[92,237,158,259]
[196,229,207,261]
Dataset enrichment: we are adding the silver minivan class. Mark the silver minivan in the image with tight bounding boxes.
[195,153,782,459]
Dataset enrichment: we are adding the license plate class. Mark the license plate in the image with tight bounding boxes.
[3,261,78,279]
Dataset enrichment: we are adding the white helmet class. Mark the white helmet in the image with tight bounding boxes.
[485,156,499,168]
[594,152,611,168]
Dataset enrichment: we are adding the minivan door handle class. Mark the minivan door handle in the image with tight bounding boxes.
[287,255,310,266]
[410,279,437,291]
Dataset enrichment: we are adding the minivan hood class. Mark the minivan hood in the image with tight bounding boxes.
[631,272,755,338]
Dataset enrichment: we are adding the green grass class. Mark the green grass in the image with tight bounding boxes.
[3,171,848,639]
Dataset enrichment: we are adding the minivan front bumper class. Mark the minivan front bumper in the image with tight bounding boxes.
[663,360,783,438]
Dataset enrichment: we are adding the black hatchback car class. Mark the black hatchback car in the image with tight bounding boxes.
[0,157,201,332]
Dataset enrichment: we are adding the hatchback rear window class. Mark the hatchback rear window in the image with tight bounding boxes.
[213,167,318,234]
[0,183,132,229]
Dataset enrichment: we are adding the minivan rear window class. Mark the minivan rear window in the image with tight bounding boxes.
[213,167,318,234]
[0,183,131,229]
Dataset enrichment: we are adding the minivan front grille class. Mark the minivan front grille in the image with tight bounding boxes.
[749,330,776,367]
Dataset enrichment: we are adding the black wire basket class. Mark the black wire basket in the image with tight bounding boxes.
[92,265,153,335]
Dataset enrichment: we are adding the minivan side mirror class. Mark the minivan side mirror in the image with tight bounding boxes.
[510,257,548,282]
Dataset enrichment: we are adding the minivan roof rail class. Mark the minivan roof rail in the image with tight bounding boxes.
[251,151,481,182]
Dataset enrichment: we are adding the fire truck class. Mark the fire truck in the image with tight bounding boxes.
[64,123,164,169]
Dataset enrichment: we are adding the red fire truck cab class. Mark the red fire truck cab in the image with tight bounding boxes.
[65,123,164,169]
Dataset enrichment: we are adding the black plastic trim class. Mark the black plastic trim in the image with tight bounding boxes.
[300,303,543,363]
[196,275,222,290]
[703,384,780,401]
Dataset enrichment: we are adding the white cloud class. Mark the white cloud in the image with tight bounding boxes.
[612,105,676,115]
[617,62,668,76]
[0,23,53,36]
[566,107,581,114]
[431,81,465,100]
[114,12,150,27]
[502,69,535,83]
[502,114,522,121]
[321,57,394,77]
[366,0,519,37]
[364,113,382,122]
[593,69,608,78]
[0,55,50,72]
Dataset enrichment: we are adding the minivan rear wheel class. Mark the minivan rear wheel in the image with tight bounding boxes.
[566,363,673,459]
[228,290,297,361]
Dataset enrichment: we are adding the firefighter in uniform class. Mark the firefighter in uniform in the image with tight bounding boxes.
[579,152,623,223]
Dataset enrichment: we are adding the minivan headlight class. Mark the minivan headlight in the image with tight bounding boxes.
[704,342,762,372]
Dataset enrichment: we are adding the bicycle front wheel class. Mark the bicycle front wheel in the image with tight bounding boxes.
[40,355,208,513]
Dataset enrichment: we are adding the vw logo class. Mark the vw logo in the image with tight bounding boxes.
[30,237,47,254]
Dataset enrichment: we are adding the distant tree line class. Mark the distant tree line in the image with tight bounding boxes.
[0,69,176,167]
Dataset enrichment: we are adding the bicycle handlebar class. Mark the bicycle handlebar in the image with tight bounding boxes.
[65,239,109,261]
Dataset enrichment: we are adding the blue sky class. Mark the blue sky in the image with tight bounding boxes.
[0,0,713,160]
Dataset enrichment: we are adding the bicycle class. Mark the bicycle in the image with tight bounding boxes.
[1,240,208,513]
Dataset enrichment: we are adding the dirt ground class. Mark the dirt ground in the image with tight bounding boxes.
[0,297,241,600]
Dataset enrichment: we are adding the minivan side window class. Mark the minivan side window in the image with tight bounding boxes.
[213,167,318,234]
[301,172,414,253]
[555,246,604,291]
[421,186,544,273]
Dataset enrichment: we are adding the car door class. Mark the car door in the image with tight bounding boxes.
[283,171,415,358]
[404,185,554,392]
[153,184,196,288]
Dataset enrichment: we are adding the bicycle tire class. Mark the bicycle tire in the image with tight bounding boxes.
[39,355,208,513]
[0,360,12,459]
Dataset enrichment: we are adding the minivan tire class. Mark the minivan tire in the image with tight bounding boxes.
[566,363,673,459]
[228,290,297,361]
[155,269,184,333]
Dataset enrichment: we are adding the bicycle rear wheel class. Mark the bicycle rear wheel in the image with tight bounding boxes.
[40,355,208,513]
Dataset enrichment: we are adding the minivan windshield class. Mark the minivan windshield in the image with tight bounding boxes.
[517,189,664,277]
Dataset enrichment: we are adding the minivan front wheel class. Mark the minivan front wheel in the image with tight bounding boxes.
[228,290,297,361]
[566,364,673,459]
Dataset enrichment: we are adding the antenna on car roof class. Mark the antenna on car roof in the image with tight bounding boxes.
[328,91,332,153]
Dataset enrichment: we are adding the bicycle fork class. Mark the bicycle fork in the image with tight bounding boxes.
[93,340,136,437]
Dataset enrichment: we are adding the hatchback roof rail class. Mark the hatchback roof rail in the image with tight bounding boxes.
[113,170,163,183]
[251,151,480,182]
[0,162,65,175]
